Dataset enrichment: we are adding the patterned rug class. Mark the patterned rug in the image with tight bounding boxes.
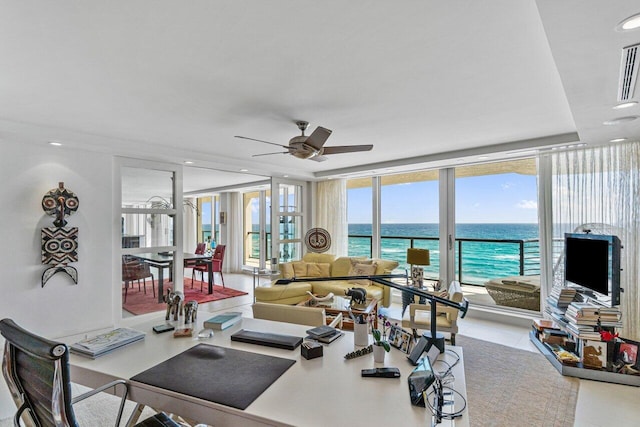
[457,335,579,427]
[123,278,248,315]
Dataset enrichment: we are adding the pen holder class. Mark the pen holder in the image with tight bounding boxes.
[301,341,323,360]
[354,322,369,346]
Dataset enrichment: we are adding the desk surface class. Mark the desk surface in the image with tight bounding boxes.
[69,316,467,427]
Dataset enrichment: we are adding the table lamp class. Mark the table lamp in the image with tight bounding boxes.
[407,248,430,288]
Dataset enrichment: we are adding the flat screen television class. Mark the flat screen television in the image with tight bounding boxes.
[564,233,621,306]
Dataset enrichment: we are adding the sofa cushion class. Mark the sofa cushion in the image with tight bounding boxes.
[302,253,337,264]
[371,258,399,275]
[280,263,294,279]
[348,262,377,285]
[331,257,367,277]
[292,261,308,277]
[307,263,331,277]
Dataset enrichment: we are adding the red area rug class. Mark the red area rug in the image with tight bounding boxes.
[123,278,248,316]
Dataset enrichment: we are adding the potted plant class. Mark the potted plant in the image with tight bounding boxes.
[370,314,391,362]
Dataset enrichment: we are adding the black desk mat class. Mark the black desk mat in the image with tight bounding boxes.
[130,344,296,410]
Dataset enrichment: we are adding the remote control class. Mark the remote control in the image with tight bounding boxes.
[361,367,401,378]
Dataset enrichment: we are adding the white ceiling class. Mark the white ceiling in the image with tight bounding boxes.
[1,1,639,189]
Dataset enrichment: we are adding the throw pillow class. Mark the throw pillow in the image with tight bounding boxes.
[292,261,308,277]
[280,263,294,279]
[307,263,331,278]
[348,262,377,286]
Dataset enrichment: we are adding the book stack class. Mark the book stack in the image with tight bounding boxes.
[305,325,344,344]
[70,328,145,358]
[563,302,622,341]
[204,312,243,330]
[531,318,561,341]
[545,287,578,325]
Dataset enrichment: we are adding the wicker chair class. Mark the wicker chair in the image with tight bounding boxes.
[0,318,179,427]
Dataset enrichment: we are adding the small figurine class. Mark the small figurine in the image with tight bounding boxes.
[163,288,184,321]
[345,287,367,305]
[183,300,198,324]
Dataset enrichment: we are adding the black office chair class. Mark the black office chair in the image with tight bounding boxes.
[0,318,179,427]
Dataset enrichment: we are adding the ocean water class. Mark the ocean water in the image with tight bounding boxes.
[349,223,539,285]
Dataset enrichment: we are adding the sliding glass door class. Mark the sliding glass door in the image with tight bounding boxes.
[271,178,308,263]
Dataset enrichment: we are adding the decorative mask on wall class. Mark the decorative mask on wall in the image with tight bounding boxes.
[41,182,79,286]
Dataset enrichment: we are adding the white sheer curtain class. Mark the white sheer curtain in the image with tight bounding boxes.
[550,142,640,340]
[224,191,244,273]
[316,179,348,256]
[183,197,197,252]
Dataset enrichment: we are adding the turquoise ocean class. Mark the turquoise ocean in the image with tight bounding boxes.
[348,223,539,285]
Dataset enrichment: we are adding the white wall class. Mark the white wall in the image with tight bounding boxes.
[0,139,115,418]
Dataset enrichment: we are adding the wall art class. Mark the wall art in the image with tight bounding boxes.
[41,182,79,286]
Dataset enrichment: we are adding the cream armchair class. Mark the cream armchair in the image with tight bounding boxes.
[401,291,463,345]
[252,302,343,329]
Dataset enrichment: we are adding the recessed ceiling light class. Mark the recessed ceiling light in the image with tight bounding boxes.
[610,137,628,142]
[283,175,289,178]
[239,168,248,172]
[613,101,638,109]
[478,156,489,160]
[603,116,639,125]
[184,161,193,164]
[617,13,640,31]
[48,141,62,146]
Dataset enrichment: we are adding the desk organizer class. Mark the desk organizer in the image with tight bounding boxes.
[301,341,323,360]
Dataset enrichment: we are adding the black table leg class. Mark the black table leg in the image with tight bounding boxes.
[208,262,213,294]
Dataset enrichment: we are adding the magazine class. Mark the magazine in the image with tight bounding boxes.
[70,328,145,358]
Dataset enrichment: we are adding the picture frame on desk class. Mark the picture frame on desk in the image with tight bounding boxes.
[617,340,639,367]
[389,325,414,354]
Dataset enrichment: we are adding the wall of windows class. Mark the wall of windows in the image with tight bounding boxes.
[346,158,540,311]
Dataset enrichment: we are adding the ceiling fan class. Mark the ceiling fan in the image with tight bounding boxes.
[235,121,373,162]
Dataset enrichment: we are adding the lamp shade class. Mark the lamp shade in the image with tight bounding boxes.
[407,248,430,266]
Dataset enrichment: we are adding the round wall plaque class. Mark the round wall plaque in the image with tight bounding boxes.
[305,228,331,253]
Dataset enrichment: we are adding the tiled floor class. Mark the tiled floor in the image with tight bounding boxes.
[124,272,640,427]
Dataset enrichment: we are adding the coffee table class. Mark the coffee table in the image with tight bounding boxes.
[298,295,378,330]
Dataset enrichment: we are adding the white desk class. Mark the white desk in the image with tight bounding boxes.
[69,316,467,427]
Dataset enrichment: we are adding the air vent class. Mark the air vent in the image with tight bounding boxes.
[618,43,640,101]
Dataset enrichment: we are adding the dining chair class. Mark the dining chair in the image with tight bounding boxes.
[0,318,179,427]
[401,282,464,345]
[122,257,155,302]
[192,244,226,290]
[184,243,207,278]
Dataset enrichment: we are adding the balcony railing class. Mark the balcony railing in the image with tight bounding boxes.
[349,234,542,286]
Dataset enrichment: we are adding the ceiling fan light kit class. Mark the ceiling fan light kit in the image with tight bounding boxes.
[236,120,373,162]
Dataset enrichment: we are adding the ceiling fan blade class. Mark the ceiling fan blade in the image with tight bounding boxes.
[321,145,373,155]
[251,152,290,157]
[310,155,328,162]
[235,136,291,149]
[305,126,332,150]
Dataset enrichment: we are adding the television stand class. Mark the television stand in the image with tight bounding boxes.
[529,331,640,387]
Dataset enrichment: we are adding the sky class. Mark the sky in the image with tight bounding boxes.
[348,172,538,224]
